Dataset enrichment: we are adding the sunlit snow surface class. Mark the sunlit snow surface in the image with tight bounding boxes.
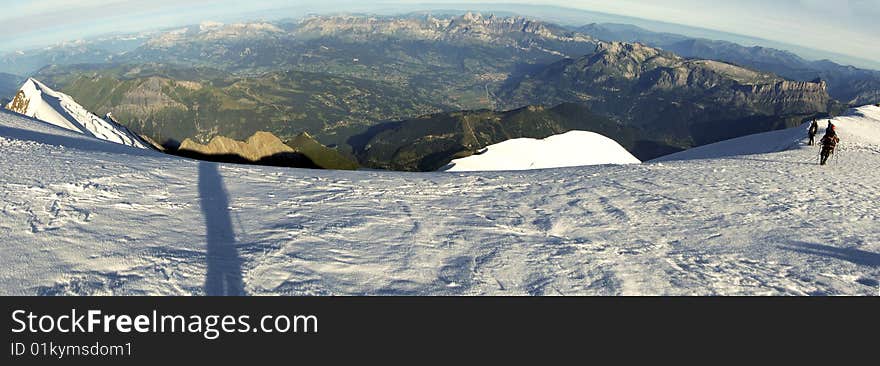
[443,131,641,172]
[1,107,879,295]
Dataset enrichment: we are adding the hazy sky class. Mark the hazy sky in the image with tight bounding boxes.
[1,0,878,64]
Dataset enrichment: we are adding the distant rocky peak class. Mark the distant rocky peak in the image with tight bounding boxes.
[461,11,484,23]
[594,41,669,61]
[199,21,224,32]
[295,13,594,44]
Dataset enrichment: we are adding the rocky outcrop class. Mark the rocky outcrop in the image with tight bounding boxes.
[178,131,295,162]
[6,90,29,114]
[177,131,358,170]
[137,134,167,152]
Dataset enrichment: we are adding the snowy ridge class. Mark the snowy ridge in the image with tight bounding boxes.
[5,78,149,149]
[442,130,641,172]
[0,106,878,295]
[654,105,880,162]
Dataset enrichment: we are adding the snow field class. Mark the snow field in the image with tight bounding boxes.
[0,106,878,295]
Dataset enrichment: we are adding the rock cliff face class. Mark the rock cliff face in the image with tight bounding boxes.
[736,80,831,114]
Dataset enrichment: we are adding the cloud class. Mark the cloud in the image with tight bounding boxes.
[0,0,208,35]
[527,0,880,61]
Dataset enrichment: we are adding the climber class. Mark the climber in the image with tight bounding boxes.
[808,119,819,146]
[819,122,840,166]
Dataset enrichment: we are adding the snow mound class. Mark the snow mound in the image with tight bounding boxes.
[442,130,641,172]
[654,105,880,162]
[4,78,149,149]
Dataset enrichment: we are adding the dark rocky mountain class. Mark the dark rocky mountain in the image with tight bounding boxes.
[351,103,677,172]
[576,23,880,106]
[285,132,359,170]
[499,42,839,147]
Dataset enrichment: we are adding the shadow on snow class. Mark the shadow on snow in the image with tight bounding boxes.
[781,241,880,268]
[199,161,247,296]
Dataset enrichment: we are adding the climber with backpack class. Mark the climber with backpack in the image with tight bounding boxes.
[819,122,840,166]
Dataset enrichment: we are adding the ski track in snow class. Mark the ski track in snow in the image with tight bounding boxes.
[1,107,879,295]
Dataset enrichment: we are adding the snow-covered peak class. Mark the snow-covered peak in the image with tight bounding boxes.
[442,130,641,172]
[4,78,149,149]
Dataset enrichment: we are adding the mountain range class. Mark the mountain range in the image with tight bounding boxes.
[575,23,880,106]
[0,13,870,171]
[498,42,837,147]
[2,8,880,297]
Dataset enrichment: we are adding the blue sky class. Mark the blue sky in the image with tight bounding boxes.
[1,0,877,66]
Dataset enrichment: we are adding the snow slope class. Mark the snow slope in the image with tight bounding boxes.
[4,78,149,149]
[654,106,880,162]
[0,106,878,296]
[442,131,641,172]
